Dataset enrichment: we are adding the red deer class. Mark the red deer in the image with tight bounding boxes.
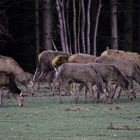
[32,50,70,94]
[95,55,140,99]
[88,63,133,101]
[54,63,110,104]
[68,53,97,101]
[0,55,34,95]
[101,48,140,67]
[33,50,70,81]
[50,53,100,99]
[0,71,24,106]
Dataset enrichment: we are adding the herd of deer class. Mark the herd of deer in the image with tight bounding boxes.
[1,47,140,106]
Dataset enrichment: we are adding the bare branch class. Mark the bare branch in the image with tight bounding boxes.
[60,0,69,53]
[93,0,102,55]
[66,0,72,53]
[77,1,81,53]
[73,0,77,53]
[81,0,86,53]
[55,0,66,52]
[87,0,91,54]
[111,0,118,50]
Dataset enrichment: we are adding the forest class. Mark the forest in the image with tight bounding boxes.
[0,0,139,72]
[0,1,140,139]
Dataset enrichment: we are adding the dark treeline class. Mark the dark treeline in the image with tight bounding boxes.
[0,0,139,72]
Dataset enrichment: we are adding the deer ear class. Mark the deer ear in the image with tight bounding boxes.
[106,46,110,54]
[106,46,109,50]
[29,81,34,86]
[20,92,23,96]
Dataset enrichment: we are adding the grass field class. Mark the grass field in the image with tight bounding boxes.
[0,85,140,140]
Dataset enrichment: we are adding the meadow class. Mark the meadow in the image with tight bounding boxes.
[0,85,140,140]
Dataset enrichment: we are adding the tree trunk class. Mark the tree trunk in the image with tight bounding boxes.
[81,0,86,53]
[123,0,133,51]
[77,1,81,53]
[35,0,40,65]
[73,0,77,53]
[93,0,102,56]
[110,0,118,50]
[66,0,72,53]
[60,0,69,53]
[139,1,140,52]
[87,0,91,54]
[55,0,66,52]
[42,0,52,50]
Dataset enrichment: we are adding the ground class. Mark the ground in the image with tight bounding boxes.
[0,83,140,140]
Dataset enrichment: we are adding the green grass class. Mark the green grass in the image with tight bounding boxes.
[0,95,140,140]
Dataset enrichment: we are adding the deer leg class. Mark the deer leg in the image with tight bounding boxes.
[50,83,55,96]
[131,81,136,99]
[54,79,63,104]
[93,85,100,103]
[75,83,84,103]
[103,82,112,103]
[57,83,63,104]
[59,90,62,104]
[127,79,136,99]
[65,82,76,98]
[117,87,122,99]
[111,84,118,99]
[58,83,63,104]
[75,92,80,103]
[37,72,47,92]
[84,85,88,103]
[78,84,88,103]
[0,88,3,106]
[48,82,54,96]
[57,80,69,104]
[87,83,97,103]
